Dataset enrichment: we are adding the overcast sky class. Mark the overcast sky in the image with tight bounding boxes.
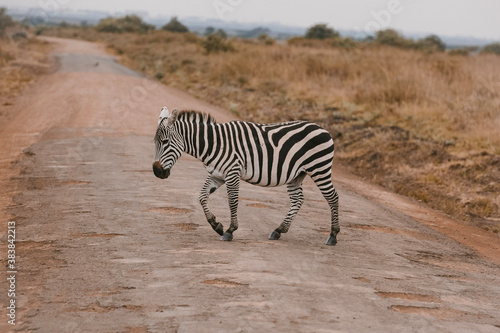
[4,0,500,40]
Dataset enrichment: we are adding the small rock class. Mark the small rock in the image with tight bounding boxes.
[444,139,455,147]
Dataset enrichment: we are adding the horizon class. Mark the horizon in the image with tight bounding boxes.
[3,0,500,41]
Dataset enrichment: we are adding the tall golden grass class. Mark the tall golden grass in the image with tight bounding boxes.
[90,30,500,153]
[0,38,15,66]
[0,33,51,107]
[43,28,500,228]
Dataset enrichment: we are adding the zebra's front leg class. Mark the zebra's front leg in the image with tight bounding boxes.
[269,175,305,240]
[199,175,225,236]
[220,170,240,241]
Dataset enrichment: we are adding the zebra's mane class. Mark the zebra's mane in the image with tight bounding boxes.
[155,110,215,142]
[178,110,217,124]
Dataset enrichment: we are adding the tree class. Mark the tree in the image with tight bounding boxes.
[240,27,270,38]
[481,42,500,55]
[305,24,339,40]
[201,34,234,54]
[417,34,446,52]
[214,28,227,39]
[375,29,412,48]
[258,33,275,45]
[162,17,189,33]
[0,7,15,37]
[59,21,71,28]
[96,15,154,34]
[204,26,215,36]
[205,26,227,38]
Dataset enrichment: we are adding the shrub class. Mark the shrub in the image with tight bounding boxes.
[214,28,227,39]
[288,36,357,50]
[331,37,358,50]
[375,29,413,48]
[481,43,500,55]
[59,21,71,28]
[288,37,325,48]
[448,48,470,57]
[375,31,446,52]
[0,7,15,37]
[201,34,234,54]
[0,45,14,66]
[239,27,270,38]
[205,26,215,36]
[11,32,27,41]
[96,15,154,34]
[205,27,227,39]
[258,33,275,45]
[416,34,446,52]
[305,24,339,40]
[162,17,189,33]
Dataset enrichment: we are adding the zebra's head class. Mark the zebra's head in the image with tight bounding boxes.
[153,107,183,179]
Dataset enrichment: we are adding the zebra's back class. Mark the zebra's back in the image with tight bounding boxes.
[221,120,334,187]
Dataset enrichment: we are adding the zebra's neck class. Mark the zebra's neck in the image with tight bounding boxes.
[176,119,218,162]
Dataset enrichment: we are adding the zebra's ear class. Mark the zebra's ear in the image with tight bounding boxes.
[166,108,179,127]
[158,106,170,125]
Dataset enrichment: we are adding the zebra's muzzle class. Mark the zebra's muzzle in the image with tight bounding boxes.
[152,161,170,179]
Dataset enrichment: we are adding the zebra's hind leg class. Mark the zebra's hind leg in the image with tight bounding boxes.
[220,169,241,241]
[311,169,340,246]
[269,173,306,241]
[199,175,225,236]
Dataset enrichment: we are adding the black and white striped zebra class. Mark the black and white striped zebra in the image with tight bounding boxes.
[153,107,340,245]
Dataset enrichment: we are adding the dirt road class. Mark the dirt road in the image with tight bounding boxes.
[1,37,500,333]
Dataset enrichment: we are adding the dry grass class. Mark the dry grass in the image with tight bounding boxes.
[0,30,52,117]
[43,28,500,227]
[106,32,499,154]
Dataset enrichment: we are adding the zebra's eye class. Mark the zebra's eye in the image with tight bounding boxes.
[162,139,169,145]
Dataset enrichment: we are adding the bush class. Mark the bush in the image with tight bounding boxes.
[205,27,227,39]
[201,34,234,54]
[375,30,446,52]
[162,17,189,33]
[0,45,14,66]
[416,34,446,52]
[448,48,470,57]
[214,28,227,39]
[239,27,270,38]
[96,15,154,34]
[288,36,357,50]
[288,37,327,48]
[11,32,27,41]
[481,43,500,55]
[204,26,215,36]
[305,23,339,40]
[0,7,15,37]
[258,33,275,45]
[59,21,71,28]
[375,29,412,48]
[331,37,358,50]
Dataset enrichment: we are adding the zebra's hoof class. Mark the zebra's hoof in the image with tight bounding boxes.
[268,231,281,240]
[213,222,224,236]
[325,235,337,246]
[220,232,233,241]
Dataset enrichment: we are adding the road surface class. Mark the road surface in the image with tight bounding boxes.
[1,37,499,333]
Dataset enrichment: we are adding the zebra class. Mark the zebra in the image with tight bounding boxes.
[153,107,340,245]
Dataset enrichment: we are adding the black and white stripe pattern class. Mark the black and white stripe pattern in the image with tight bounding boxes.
[153,108,340,245]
